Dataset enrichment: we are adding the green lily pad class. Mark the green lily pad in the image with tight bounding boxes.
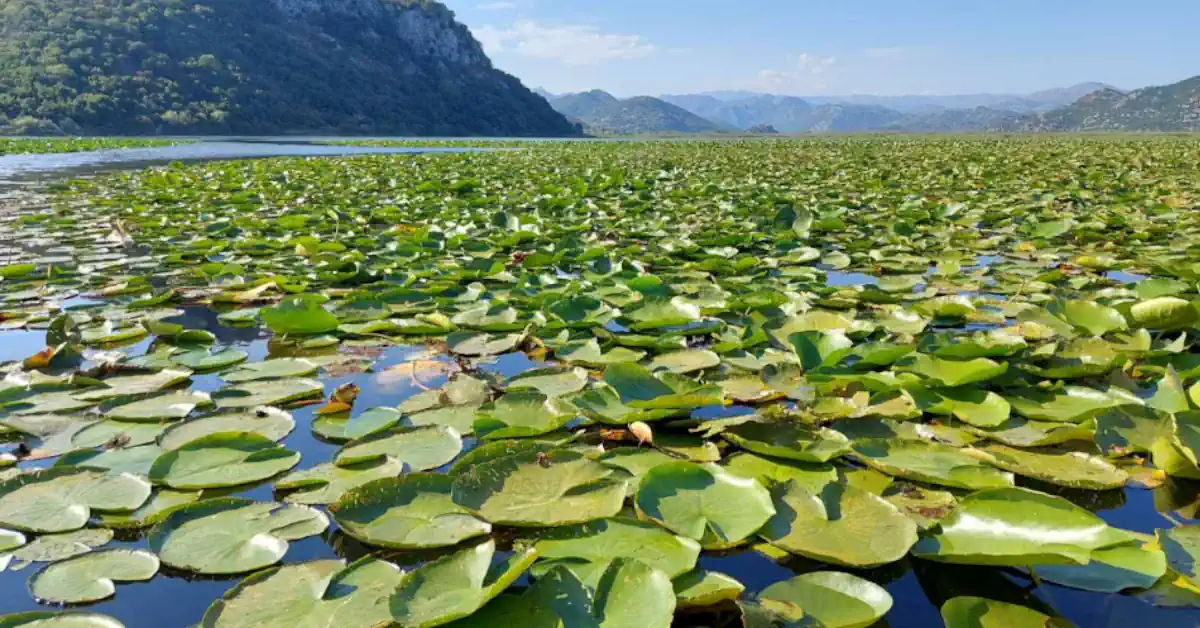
[215,379,325,409]
[896,355,1008,387]
[73,421,170,449]
[635,461,774,549]
[148,432,300,489]
[261,295,340,335]
[531,517,701,581]
[329,473,491,550]
[721,452,838,492]
[275,457,404,505]
[940,596,1071,628]
[57,444,165,477]
[503,367,589,398]
[1034,541,1167,593]
[914,387,1011,428]
[91,488,203,530]
[720,420,851,463]
[171,348,249,372]
[852,439,1014,490]
[912,487,1136,565]
[673,569,745,609]
[0,611,127,627]
[967,417,1096,448]
[105,391,213,421]
[4,529,113,570]
[473,391,577,439]
[29,548,159,604]
[390,540,537,627]
[158,409,295,451]
[757,571,893,628]
[0,469,151,533]
[1005,386,1139,423]
[759,480,918,568]
[1158,526,1200,590]
[200,557,403,628]
[148,498,327,575]
[220,358,319,383]
[981,444,1129,490]
[647,349,721,374]
[72,369,193,402]
[446,330,527,356]
[334,425,462,469]
[1129,297,1200,331]
[312,407,402,443]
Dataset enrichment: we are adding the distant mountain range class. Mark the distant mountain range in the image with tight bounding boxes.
[537,77,1200,134]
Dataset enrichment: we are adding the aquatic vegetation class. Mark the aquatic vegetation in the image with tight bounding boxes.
[0,138,181,156]
[2,137,1200,625]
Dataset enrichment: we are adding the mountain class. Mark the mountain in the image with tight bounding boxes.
[1027,82,1120,107]
[0,0,579,136]
[888,107,1028,132]
[546,90,724,135]
[1038,77,1200,131]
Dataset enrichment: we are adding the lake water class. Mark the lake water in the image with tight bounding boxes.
[0,139,1197,627]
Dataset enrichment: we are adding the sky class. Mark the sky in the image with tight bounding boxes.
[443,0,1200,97]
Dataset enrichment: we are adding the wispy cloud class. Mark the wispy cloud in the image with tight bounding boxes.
[474,1,516,10]
[755,53,837,92]
[473,20,656,66]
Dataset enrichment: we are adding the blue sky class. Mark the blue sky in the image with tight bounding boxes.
[444,0,1200,97]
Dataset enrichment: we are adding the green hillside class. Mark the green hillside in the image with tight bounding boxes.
[547,90,724,135]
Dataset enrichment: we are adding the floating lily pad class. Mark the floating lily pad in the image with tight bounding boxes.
[91,489,204,530]
[532,517,701,581]
[635,461,774,549]
[980,444,1129,490]
[57,444,165,477]
[941,596,1069,628]
[673,569,745,609]
[215,379,324,409]
[72,370,193,402]
[4,529,113,570]
[171,348,249,372]
[158,410,295,451]
[0,611,126,627]
[29,548,159,604]
[220,358,319,383]
[334,425,462,469]
[105,391,212,421]
[852,439,1014,490]
[720,420,851,463]
[757,571,893,628]
[473,391,577,439]
[260,295,340,335]
[1034,541,1167,593]
[0,469,151,533]
[275,457,404,505]
[149,432,300,489]
[148,498,327,574]
[329,473,491,549]
[502,367,589,397]
[390,540,536,627]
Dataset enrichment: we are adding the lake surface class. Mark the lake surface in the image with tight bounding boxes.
[0,139,1197,627]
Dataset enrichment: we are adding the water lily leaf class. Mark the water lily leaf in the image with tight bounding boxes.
[71,420,168,449]
[29,548,158,604]
[1034,541,1167,593]
[635,461,774,549]
[647,349,721,374]
[5,529,113,570]
[673,569,745,609]
[758,571,893,628]
[789,330,855,371]
[1151,413,1200,479]
[0,469,151,533]
[313,407,402,442]
[555,339,646,367]
[446,330,527,357]
[200,557,403,628]
[531,518,701,581]
[980,444,1128,490]
[0,611,126,627]
[1094,405,1170,456]
[896,355,1007,387]
[474,392,577,440]
[275,457,404,505]
[912,487,1136,566]
[216,378,324,409]
[503,367,589,398]
[883,484,957,530]
[1150,367,1191,414]
[1005,386,1139,423]
[623,296,702,331]
[922,331,1027,359]
[721,420,851,463]
[941,596,1071,628]
[1053,300,1127,337]
[220,358,319,383]
[721,452,838,492]
[967,417,1095,448]
[149,432,300,489]
[171,348,249,372]
[452,448,626,527]
[760,479,917,568]
[852,439,1013,490]
[334,425,461,470]
[406,405,480,435]
[1129,297,1200,331]
[389,540,537,627]
[57,444,165,477]
[105,391,212,421]
[92,488,203,530]
[912,387,1011,428]
[72,370,193,402]
[158,409,295,451]
[148,498,327,574]
[598,363,723,411]
[1158,525,1200,591]
[329,473,491,550]
[261,295,340,335]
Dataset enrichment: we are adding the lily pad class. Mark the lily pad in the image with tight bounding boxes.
[757,571,893,628]
[980,444,1129,490]
[390,540,537,627]
[29,548,159,604]
[148,498,328,574]
[635,461,774,549]
[532,517,701,581]
[852,439,1014,490]
[4,529,113,570]
[721,420,851,463]
[1034,541,1167,593]
[260,295,340,335]
[0,469,151,533]
[673,569,745,609]
[158,409,295,451]
[473,391,577,439]
[215,379,324,409]
[334,425,462,469]
[105,391,213,421]
[941,596,1070,628]
[275,457,404,505]
[220,358,319,383]
[148,432,300,489]
[329,473,491,549]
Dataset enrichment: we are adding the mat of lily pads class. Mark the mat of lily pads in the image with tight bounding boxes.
[1,137,1200,627]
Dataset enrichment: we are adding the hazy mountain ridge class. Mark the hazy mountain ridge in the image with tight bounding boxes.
[0,0,579,136]
[544,90,724,135]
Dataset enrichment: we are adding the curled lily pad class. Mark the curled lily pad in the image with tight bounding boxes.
[0,468,151,533]
[673,569,745,609]
[71,370,193,402]
[334,425,462,469]
[446,330,527,357]
[896,355,1008,387]
[757,571,893,628]
[1034,541,1167,593]
[532,517,702,581]
[980,444,1128,490]
[275,457,404,505]
[913,387,1011,428]
[312,407,401,443]
[966,417,1095,448]
[1129,297,1200,331]
[390,540,537,627]
[148,498,327,575]
[5,529,113,570]
[29,548,159,604]
[912,487,1136,566]
[148,432,300,489]
[91,489,203,530]
[720,420,851,463]
[635,461,774,549]
[200,558,403,628]
[941,596,1070,628]
[329,473,491,549]
[452,448,627,527]
[721,452,838,492]
[158,409,295,451]
[852,439,1014,490]
[215,379,324,409]
[105,391,213,421]
[1157,525,1200,591]
[759,480,918,568]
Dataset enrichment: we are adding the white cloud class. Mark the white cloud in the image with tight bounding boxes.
[754,53,837,92]
[474,2,516,10]
[473,20,656,66]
